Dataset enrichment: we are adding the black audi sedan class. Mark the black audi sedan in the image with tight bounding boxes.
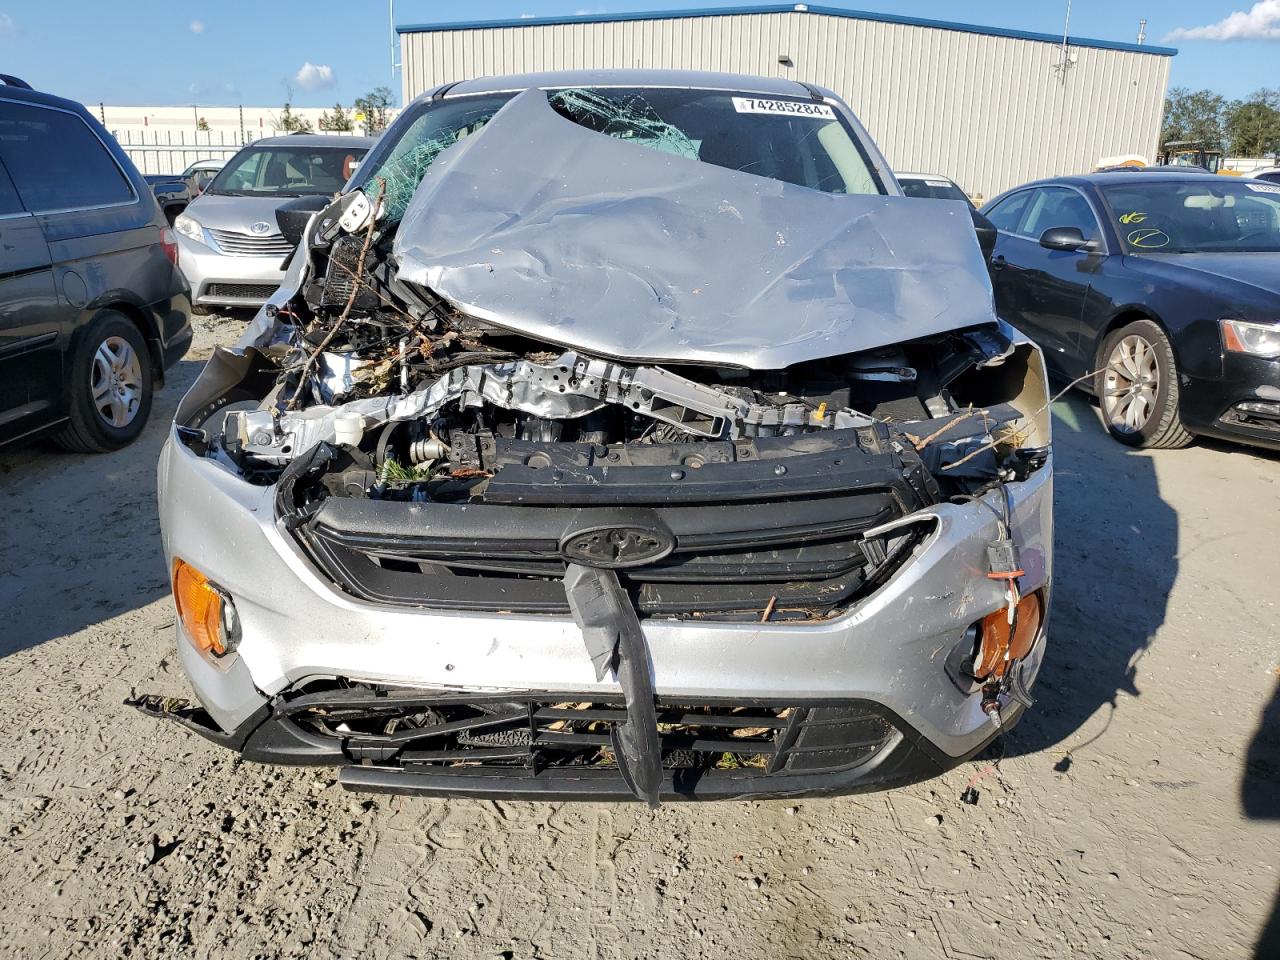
[981,172,1280,450]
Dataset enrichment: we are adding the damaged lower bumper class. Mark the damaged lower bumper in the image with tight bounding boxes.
[148,426,1051,801]
[130,687,1024,801]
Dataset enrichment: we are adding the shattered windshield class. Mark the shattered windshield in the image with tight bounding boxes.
[357,86,882,221]
[1102,180,1280,253]
[356,94,515,221]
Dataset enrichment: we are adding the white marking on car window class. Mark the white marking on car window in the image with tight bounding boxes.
[731,97,836,120]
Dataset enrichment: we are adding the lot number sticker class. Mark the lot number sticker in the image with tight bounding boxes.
[732,97,836,120]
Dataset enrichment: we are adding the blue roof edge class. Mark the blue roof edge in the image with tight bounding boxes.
[396,4,1178,57]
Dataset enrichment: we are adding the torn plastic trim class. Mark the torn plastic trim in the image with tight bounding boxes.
[563,564,662,806]
[126,693,269,752]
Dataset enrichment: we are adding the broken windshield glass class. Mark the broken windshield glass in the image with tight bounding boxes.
[549,88,700,160]
[360,94,513,222]
[361,84,882,223]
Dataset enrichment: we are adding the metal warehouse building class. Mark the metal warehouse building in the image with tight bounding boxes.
[397,3,1175,198]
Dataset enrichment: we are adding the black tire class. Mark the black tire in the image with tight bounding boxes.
[1094,319,1193,449]
[53,311,154,453]
[191,303,213,316]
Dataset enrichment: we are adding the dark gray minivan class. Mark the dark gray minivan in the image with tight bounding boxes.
[0,77,192,451]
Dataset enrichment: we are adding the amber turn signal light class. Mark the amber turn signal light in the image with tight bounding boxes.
[973,589,1043,680]
[172,558,228,656]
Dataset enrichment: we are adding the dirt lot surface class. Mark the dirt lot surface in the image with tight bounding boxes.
[1,313,1277,960]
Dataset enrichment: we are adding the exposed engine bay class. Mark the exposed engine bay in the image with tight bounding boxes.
[194,296,1046,504]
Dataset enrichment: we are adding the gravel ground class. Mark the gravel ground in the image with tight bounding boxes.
[0,313,1276,960]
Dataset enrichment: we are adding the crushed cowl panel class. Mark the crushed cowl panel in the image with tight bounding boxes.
[392,88,996,370]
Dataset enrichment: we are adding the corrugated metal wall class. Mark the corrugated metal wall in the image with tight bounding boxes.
[401,10,1172,199]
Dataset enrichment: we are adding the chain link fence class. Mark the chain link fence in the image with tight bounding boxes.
[109,128,369,176]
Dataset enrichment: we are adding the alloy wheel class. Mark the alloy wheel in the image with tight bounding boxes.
[1101,334,1159,434]
[90,335,143,429]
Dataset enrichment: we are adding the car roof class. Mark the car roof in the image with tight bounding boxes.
[896,172,959,183]
[1002,170,1236,193]
[248,134,377,148]
[0,80,96,117]
[437,69,818,101]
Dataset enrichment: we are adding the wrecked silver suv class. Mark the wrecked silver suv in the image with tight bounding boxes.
[142,71,1052,805]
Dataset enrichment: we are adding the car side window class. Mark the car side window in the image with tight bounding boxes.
[0,161,22,216]
[984,191,1031,234]
[1021,186,1101,241]
[0,100,134,213]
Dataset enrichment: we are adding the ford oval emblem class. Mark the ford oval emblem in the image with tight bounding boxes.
[560,525,675,568]
[250,220,272,235]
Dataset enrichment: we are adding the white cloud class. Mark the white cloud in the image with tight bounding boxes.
[293,61,335,91]
[0,13,16,34]
[189,19,205,34]
[1166,0,1280,40]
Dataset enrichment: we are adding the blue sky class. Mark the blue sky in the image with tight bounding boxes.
[0,1,1274,106]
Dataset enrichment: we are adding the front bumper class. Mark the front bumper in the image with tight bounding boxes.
[1181,352,1280,451]
[176,233,288,307]
[155,424,1052,796]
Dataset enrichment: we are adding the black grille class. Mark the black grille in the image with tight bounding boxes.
[286,426,936,621]
[205,282,280,301]
[300,491,916,620]
[320,234,380,311]
[277,688,896,778]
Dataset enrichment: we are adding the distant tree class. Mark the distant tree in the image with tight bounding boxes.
[276,102,313,134]
[318,102,353,132]
[1161,87,1227,152]
[354,86,394,135]
[1225,90,1280,157]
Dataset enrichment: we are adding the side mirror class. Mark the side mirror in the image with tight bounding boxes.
[970,207,997,262]
[275,194,331,248]
[1039,226,1096,252]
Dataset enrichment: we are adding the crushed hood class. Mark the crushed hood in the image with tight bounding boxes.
[392,88,996,369]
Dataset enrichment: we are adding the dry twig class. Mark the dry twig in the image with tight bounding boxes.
[906,404,991,451]
[940,367,1106,471]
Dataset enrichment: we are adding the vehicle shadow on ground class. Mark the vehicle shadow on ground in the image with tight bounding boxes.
[0,355,210,658]
[1003,392,1176,762]
[1197,435,1280,464]
[1244,683,1280,958]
